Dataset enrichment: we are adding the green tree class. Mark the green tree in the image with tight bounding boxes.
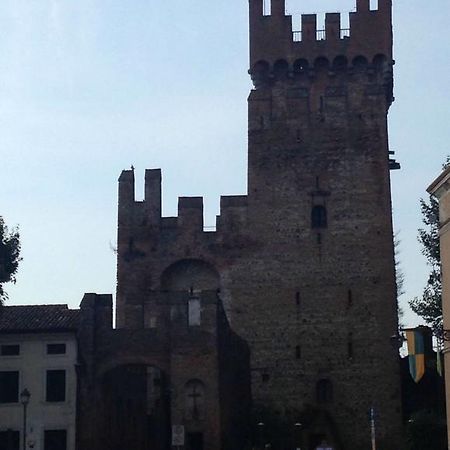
[409,158,450,336]
[0,217,21,305]
[395,232,405,328]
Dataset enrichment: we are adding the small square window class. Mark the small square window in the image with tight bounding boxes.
[0,430,20,450]
[47,344,66,355]
[0,371,19,403]
[1,344,20,356]
[46,370,66,402]
[44,430,67,450]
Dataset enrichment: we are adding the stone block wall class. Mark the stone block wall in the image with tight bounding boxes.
[76,292,250,450]
[113,0,402,448]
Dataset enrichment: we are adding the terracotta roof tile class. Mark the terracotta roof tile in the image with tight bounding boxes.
[0,304,80,333]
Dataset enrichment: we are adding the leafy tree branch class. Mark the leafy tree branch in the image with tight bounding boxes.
[0,216,22,305]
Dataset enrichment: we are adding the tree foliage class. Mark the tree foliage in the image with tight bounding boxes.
[409,185,443,335]
[394,233,405,327]
[0,217,21,304]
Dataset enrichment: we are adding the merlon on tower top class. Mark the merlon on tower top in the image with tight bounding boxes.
[249,0,393,79]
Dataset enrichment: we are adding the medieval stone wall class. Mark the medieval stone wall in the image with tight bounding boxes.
[77,291,250,450]
[114,0,402,448]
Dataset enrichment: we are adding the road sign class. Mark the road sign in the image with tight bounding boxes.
[172,425,185,446]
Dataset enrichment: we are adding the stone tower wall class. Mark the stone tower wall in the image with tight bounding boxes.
[115,0,402,448]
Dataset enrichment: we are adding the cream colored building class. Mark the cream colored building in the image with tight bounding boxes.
[428,166,450,448]
[0,305,79,450]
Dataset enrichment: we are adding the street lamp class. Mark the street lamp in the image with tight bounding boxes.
[20,389,31,450]
[257,422,264,450]
[294,422,302,450]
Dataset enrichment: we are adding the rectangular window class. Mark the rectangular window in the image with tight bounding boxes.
[0,371,19,403]
[44,430,67,450]
[188,299,201,327]
[0,345,20,356]
[0,430,20,450]
[46,344,66,355]
[46,370,66,402]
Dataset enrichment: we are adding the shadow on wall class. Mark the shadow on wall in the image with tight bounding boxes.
[161,259,220,293]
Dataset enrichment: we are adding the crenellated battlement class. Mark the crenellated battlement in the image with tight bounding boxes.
[249,0,392,83]
[113,2,403,447]
[118,169,248,235]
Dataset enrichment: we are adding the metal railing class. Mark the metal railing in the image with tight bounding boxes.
[316,29,326,40]
[341,28,351,38]
[291,28,351,42]
[293,31,302,42]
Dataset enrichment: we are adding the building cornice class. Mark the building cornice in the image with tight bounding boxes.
[427,166,450,199]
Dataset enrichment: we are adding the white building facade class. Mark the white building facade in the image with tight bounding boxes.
[428,167,450,449]
[0,305,79,450]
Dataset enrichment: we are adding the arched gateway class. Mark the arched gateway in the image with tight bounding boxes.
[101,365,170,450]
[76,292,250,450]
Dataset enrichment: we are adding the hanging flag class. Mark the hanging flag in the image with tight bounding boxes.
[437,345,443,377]
[405,329,425,383]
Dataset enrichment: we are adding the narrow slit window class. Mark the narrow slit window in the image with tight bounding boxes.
[348,289,353,308]
[348,333,354,359]
[311,205,327,228]
[295,345,301,359]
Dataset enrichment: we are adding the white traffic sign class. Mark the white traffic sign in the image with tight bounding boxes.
[172,425,185,446]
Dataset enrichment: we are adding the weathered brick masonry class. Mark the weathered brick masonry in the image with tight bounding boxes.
[82,0,403,449]
[77,292,250,450]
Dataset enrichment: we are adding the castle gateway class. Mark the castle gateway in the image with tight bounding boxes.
[78,1,403,449]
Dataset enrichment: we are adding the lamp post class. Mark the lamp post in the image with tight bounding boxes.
[294,422,302,450]
[257,422,264,450]
[20,389,31,450]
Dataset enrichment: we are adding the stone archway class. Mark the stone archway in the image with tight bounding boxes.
[101,364,171,450]
[161,259,220,293]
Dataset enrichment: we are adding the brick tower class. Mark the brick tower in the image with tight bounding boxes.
[115,0,402,448]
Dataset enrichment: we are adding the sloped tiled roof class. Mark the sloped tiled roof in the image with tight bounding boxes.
[0,304,80,333]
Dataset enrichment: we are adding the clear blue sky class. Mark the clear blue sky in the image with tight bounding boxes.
[1,0,449,328]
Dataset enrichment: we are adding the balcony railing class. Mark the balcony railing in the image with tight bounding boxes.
[340,28,350,38]
[293,31,302,42]
[316,29,326,40]
[292,28,351,42]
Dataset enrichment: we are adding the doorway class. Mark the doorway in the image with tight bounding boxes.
[102,365,171,450]
[186,432,204,450]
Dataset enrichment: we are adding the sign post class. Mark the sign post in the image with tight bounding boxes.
[316,442,333,450]
[370,407,377,450]
[172,425,185,449]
